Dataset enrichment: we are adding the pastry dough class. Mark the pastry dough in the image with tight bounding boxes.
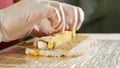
[19,31,98,57]
[33,31,75,50]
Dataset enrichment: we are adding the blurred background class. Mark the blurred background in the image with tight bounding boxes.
[57,0,120,33]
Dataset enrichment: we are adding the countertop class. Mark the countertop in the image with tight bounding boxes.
[0,34,120,68]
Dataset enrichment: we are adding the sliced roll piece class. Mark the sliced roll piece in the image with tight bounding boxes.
[33,31,76,50]
[25,34,98,57]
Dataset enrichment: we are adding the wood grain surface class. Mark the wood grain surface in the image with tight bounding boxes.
[0,34,119,68]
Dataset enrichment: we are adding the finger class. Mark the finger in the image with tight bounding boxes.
[72,6,78,31]
[44,6,61,28]
[76,7,84,30]
[62,3,76,31]
[48,1,65,32]
[30,0,65,32]
[31,26,46,37]
[31,18,57,37]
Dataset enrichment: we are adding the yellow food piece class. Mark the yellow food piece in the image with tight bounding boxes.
[27,48,44,56]
[29,49,39,56]
[47,31,76,49]
[25,34,93,57]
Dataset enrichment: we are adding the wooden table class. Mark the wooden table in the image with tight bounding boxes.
[0,34,120,68]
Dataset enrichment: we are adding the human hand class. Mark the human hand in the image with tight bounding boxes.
[0,0,61,41]
[0,0,84,42]
[31,1,84,36]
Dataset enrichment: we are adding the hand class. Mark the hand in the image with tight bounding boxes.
[62,3,84,31]
[0,0,61,41]
[0,0,84,42]
[31,1,84,36]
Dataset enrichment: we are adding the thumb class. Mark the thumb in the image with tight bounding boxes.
[31,18,57,37]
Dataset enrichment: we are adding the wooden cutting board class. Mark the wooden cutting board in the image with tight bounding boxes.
[0,34,120,68]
